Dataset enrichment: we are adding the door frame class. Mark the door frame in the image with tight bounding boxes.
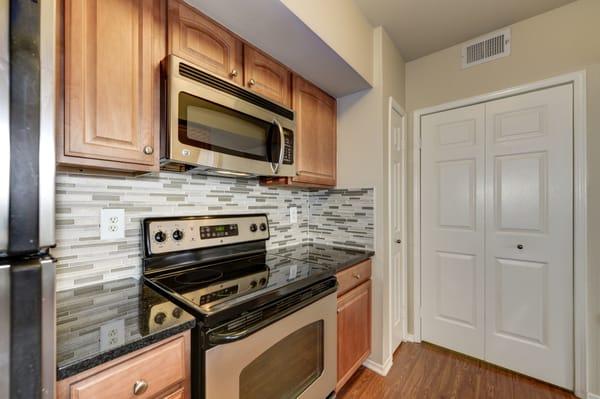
[387,97,408,355]
[411,71,588,397]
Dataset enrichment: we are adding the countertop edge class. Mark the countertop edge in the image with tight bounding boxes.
[56,318,196,381]
[333,250,375,273]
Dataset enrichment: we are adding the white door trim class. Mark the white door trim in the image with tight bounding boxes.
[411,71,588,397]
[387,96,408,357]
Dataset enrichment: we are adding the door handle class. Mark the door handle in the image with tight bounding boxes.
[396,239,402,244]
[517,244,524,250]
[270,119,284,174]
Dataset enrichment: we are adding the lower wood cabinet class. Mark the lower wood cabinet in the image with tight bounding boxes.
[336,260,372,392]
[57,332,191,399]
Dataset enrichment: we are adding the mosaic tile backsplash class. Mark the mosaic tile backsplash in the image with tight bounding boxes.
[52,172,373,291]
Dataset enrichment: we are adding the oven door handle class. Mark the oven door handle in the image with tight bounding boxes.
[270,119,284,175]
[207,316,276,345]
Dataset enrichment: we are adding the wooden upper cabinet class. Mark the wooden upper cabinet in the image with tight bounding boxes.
[243,45,291,107]
[168,0,243,84]
[61,0,164,172]
[292,75,336,186]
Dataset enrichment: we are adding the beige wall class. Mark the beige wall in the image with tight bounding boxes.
[281,0,374,86]
[337,26,405,369]
[405,0,600,394]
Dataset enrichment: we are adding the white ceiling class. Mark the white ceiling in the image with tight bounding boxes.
[353,0,578,61]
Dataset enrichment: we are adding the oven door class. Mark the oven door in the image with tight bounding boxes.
[166,55,295,177]
[204,293,337,399]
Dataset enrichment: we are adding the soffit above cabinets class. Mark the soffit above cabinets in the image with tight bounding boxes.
[184,0,373,98]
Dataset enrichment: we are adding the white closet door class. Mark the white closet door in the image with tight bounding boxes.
[421,104,486,358]
[484,84,573,389]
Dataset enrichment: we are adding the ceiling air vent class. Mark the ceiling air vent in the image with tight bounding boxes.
[461,28,511,69]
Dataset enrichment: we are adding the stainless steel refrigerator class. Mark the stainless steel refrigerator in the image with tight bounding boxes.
[1,0,57,398]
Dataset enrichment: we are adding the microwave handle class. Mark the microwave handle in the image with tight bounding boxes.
[270,120,285,174]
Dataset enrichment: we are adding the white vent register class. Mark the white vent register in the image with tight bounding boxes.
[462,28,511,68]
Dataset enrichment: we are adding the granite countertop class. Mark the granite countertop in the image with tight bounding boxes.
[56,278,195,380]
[268,243,374,273]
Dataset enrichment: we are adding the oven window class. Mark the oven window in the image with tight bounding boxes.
[239,321,324,399]
[178,92,273,161]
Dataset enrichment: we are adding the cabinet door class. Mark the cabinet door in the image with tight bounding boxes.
[292,75,336,186]
[63,0,163,172]
[244,45,291,107]
[336,280,371,391]
[168,0,243,84]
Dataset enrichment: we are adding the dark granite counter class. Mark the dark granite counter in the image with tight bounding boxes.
[56,278,195,380]
[268,243,374,273]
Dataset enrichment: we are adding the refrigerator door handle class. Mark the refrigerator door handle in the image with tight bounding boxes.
[0,264,9,399]
[0,0,9,252]
[40,258,56,399]
[38,0,57,249]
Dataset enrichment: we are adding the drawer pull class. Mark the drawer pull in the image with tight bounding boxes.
[248,78,256,87]
[133,380,148,396]
[352,273,361,280]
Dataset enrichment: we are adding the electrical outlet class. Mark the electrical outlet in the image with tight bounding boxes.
[100,319,125,351]
[289,206,298,224]
[100,209,125,240]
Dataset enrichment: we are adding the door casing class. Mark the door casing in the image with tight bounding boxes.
[411,71,588,398]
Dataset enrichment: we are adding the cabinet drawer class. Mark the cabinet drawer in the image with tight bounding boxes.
[67,336,186,399]
[336,259,371,297]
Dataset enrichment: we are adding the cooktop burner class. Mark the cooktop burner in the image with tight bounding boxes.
[173,269,223,285]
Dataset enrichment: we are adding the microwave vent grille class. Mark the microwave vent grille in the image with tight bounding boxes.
[178,63,294,121]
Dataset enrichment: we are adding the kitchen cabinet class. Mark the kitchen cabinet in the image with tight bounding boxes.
[336,260,372,392]
[243,45,292,107]
[261,75,337,187]
[59,0,165,172]
[168,0,243,85]
[57,332,191,399]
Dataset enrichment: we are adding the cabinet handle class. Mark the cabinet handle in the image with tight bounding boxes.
[337,309,341,314]
[133,380,148,396]
[248,78,256,87]
[230,69,239,78]
[352,273,360,280]
[143,145,154,155]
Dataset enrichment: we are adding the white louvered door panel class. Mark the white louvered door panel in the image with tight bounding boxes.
[484,84,573,389]
[421,104,486,359]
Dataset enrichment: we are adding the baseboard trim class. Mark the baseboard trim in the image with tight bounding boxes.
[404,334,418,342]
[587,392,600,399]
[363,355,393,377]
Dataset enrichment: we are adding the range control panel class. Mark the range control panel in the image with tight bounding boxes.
[144,214,270,255]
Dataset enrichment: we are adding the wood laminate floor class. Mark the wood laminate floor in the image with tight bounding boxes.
[337,342,576,399]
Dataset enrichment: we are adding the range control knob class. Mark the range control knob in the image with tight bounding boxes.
[249,280,258,288]
[259,277,267,286]
[249,223,258,232]
[259,223,267,231]
[172,308,182,319]
[154,231,167,243]
[154,312,167,325]
[172,229,184,241]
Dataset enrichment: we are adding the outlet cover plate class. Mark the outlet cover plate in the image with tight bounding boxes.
[100,209,125,240]
[100,319,125,351]
[289,206,298,224]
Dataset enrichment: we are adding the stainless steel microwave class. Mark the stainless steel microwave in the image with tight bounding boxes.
[161,55,296,177]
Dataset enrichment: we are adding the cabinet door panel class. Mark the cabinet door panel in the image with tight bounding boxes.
[244,46,291,107]
[64,0,162,170]
[292,76,336,186]
[336,280,371,391]
[168,0,243,84]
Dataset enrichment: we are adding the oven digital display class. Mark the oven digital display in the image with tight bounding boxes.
[199,285,239,305]
[200,224,239,239]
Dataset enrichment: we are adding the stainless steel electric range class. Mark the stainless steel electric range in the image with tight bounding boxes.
[142,214,337,399]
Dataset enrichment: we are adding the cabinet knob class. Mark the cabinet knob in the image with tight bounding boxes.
[248,78,256,87]
[517,244,524,250]
[230,69,239,78]
[352,273,361,280]
[143,145,154,155]
[133,380,148,396]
